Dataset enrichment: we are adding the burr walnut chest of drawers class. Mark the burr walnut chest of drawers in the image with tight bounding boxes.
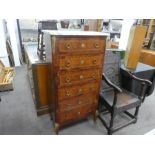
[43,30,108,134]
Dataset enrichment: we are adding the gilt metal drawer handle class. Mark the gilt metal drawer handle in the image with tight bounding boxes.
[66,91,71,96]
[92,59,97,64]
[94,43,99,48]
[92,74,96,79]
[65,43,71,49]
[65,61,71,67]
[78,111,81,115]
[80,75,84,80]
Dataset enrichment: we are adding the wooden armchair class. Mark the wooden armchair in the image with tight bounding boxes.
[98,50,152,135]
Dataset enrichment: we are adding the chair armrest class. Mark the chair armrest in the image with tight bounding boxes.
[102,73,122,93]
[126,71,152,86]
[126,71,152,102]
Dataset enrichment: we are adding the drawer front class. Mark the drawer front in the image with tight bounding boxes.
[57,38,105,53]
[59,54,103,70]
[58,82,99,101]
[58,104,93,123]
[58,69,101,87]
[59,93,97,111]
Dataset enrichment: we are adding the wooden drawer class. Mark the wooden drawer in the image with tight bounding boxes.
[59,54,103,70]
[58,82,99,101]
[58,68,101,87]
[59,93,97,111]
[58,104,93,123]
[57,38,105,53]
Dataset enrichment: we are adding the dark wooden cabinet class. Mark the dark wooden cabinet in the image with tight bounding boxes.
[24,44,51,115]
[43,30,108,134]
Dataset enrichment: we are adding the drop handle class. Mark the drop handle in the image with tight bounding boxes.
[65,43,71,49]
[94,43,99,48]
[92,74,96,79]
[92,59,97,64]
[78,111,81,115]
[65,61,71,67]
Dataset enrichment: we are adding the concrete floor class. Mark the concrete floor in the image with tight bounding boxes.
[0,66,155,135]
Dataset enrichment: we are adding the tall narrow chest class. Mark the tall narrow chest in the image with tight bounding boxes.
[43,30,108,134]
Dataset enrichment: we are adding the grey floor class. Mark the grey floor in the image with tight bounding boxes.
[0,66,155,135]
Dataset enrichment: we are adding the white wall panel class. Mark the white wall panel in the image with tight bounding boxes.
[0,20,9,67]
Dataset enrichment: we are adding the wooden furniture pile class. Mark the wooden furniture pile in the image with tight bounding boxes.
[43,30,108,134]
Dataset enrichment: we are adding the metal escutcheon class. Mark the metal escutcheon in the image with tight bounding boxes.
[80,60,84,65]
[66,43,71,49]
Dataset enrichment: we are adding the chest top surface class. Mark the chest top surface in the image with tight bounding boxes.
[42,30,109,37]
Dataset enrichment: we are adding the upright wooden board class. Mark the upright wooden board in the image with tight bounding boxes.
[124,25,147,69]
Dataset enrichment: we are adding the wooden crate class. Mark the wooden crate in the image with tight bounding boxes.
[0,60,15,91]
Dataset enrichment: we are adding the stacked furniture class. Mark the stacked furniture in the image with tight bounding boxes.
[43,30,108,134]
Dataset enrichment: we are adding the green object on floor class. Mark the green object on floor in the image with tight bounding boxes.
[120,50,125,60]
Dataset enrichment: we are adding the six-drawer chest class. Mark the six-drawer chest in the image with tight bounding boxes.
[43,30,108,134]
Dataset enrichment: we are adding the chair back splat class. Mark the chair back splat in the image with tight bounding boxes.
[101,50,121,92]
